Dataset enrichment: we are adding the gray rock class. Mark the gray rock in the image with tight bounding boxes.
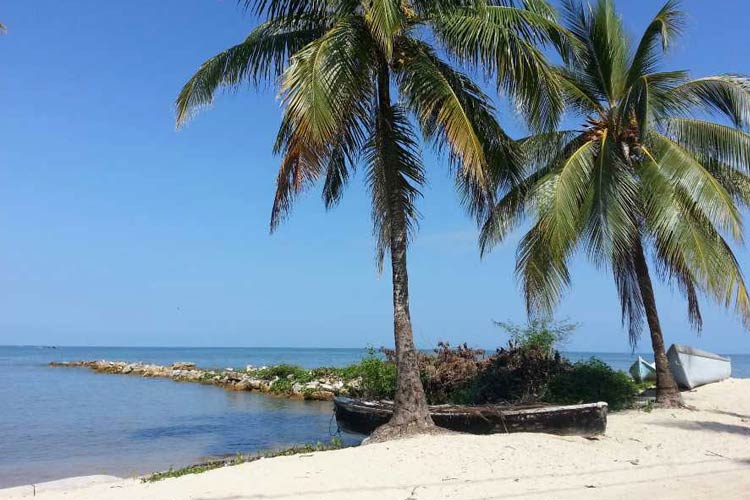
[171,362,196,370]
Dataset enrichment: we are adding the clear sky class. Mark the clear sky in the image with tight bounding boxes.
[1,0,749,352]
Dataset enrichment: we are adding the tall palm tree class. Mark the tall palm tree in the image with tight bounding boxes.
[176,0,573,436]
[481,0,750,407]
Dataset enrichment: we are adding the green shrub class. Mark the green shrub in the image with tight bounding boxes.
[309,366,343,379]
[255,364,311,382]
[269,377,294,395]
[494,318,578,354]
[357,353,396,400]
[470,345,570,403]
[545,358,638,411]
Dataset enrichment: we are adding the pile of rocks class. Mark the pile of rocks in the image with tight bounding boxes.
[49,360,358,401]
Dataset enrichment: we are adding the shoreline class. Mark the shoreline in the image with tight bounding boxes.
[4,378,750,499]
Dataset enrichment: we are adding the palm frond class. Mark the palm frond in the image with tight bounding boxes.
[278,18,374,148]
[669,75,750,128]
[610,248,645,345]
[395,39,489,187]
[516,220,575,317]
[617,71,688,133]
[479,167,546,255]
[555,67,605,115]
[321,147,352,209]
[666,118,750,173]
[641,146,750,331]
[431,3,572,131]
[638,153,703,330]
[364,103,425,269]
[270,138,326,231]
[582,131,640,267]
[176,15,327,126]
[271,18,375,229]
[479,130,582,254]
[395,37,523,221]
[364,0,405,60]
[539,138,596,245]
[644,134,742,242]
[562,0,629,105]
[698,159,750,208]
[642,163,750,328]
[239,0,329,20]
[627,0,684,85]
[519,130,583,171]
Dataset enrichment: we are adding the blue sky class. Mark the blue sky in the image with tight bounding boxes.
[1,0,749,352]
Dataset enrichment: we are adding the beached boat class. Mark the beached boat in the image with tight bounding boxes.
[667,344,731,389]
[333,397,607,436]
[629,356,656,382]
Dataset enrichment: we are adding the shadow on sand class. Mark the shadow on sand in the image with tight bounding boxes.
[653,420,750,436]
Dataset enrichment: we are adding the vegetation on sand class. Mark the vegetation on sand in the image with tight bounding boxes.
[381,321,639,411]
[142,438,344,482]
[546,358,638,411]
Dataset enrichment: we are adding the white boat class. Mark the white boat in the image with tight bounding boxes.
[667,344,731,389]
[629,356,656,382]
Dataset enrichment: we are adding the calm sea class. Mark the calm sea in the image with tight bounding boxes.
[1,346,748,488]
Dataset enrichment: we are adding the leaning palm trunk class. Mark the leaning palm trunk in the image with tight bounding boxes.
[633,239,681,406]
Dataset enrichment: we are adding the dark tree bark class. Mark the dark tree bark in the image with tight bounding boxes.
[368,60,435,441]
[633,238,683,407]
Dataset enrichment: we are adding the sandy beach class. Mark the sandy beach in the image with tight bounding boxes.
[3,378,750,500]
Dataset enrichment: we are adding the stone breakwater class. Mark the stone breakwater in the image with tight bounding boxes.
[49,360,358,401]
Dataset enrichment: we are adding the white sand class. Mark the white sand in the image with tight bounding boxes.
[3,378,750,500]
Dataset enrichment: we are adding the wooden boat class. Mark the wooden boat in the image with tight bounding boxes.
[667,344,731,389]
[629,356,656,382]
[333,397,607,436]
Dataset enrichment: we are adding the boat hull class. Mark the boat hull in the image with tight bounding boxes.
[667,344,731,389]
[629,356,656,382]
[333,397,608,436]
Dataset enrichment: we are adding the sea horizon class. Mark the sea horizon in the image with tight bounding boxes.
[5,344,749,355]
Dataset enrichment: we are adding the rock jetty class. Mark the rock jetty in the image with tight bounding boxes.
[49,360,358,401]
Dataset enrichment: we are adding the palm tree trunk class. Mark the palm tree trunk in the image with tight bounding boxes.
[369,59,433,440]
[387,218,434,430]
[633,238,682,407]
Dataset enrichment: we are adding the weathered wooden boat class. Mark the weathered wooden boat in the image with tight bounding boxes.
[333,397,607,436]
[629,356,656,382]
[667,344,731,389]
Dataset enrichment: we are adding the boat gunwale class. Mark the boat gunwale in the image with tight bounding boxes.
[333,397,607,417]
[670,344,731,363]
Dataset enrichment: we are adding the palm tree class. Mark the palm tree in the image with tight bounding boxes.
[481,0,750,407]
[176,0,573,436]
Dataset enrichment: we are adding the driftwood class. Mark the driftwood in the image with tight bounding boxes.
[333,397,608,436]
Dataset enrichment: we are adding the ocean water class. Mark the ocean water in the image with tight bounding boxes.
[1,346,748,488]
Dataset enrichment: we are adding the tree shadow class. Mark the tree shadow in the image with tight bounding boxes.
[654,420,750,436]
[705,409,750,420]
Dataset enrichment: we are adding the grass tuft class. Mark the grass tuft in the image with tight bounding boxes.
[142,438,345,483]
